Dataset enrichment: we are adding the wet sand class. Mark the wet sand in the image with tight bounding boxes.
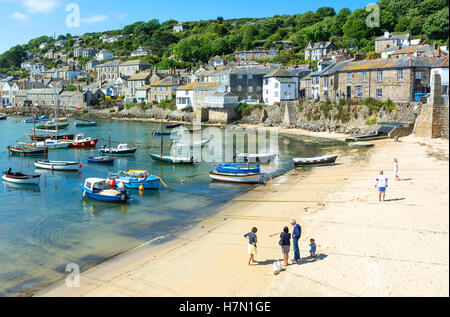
[38,135,449,297]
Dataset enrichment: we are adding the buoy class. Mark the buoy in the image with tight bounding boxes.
[79,163,83,169]
[110,179,116,186]
[139,185,144,191]
[136,130,139,134]
[181,179,184,184]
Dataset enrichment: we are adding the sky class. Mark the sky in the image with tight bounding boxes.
[0,0,365,54]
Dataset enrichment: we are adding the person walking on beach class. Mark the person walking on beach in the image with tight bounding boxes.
[393,159,400,181]
[375,170,388,202]
[290,219,302,263]
[279,227,291,267]
[309,239,317,257]
[244,227,258,266]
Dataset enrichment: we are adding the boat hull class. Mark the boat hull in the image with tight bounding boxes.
[236,152,278,163]
[2,173,40,184]
[35,123,69,130]
[68,139,98,148]
[27,134,75,141]
[80,185,129,203]
[150,153,194,164]
[34,161,80,172]
[75,122,97,127]
[116,176,160,189]
[293,155,338,167]
[7,146,45,156]
[88,156,115,164]
[209,171,262,184]
[100,148,136,155]
[216,163,260,174]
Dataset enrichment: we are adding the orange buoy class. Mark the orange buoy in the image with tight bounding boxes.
[181,179,184,184]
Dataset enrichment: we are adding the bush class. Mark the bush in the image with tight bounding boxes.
[125,102,135,109]
[236,103,263,116]
[366,117,378,125]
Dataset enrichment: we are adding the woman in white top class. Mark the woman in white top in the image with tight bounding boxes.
[375,170,388,202]
[393,159,400,181]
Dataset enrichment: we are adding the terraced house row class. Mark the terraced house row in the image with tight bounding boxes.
[301,56,449,103]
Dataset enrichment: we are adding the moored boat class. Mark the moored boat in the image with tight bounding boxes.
[7,146,45,156]
[75,121,97,127]
[216,163,260,174]
[100,143,136,155]
[150,153,194,164]
[2,168,40,184]
[114,172,160,189]
[23,139,70,149]
[80,178,129,203]
[27,133,75,142]
[36,120,69,130]
[0,115,7,120]
[68,134,98,148]
[293,155,338,167]
[173,139,210,148]
[165,123,181,129]
[88,156,116,164]
[236,151,278,163]
[34,160,81,171]
[209,170,262,184]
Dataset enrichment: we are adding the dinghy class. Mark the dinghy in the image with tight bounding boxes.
[173,139,210,148]
[88,156,116,164]
[165,123,181,129]
[114,172,160,190]
[7,146,45,156]
[36,120,69,130]
[293,155,338,167]
[209,170,262,184]
[236,151,278,163]
[75,121,97,127]
[80,178,129,203]
[150,153,194,164]
[34,160,81,172]
[0,115,7,120]
[216,163,260,174]
[100,143,136,155]
[2,168,40,184]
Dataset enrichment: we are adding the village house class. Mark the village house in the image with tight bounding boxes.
[130,47,153,57]
[262,68,299,105]
[304,41,338,61]
[431,56,449,98]
[95,60,122,83]
[85,60,100,71]
[25,88,60,107]
[54,40,66,47]
[118,60,152,77]
[173,22,189,32]
[209,55,227,68]
[301,60,335,100]
[143,76,183,103]
[59,89,97,109]
[102,35,124,43]
[176,82,219,110]
[124,72,151,101]
[1,82,19,106]
[234,48,279,64]
[20,61,47,75]
[387,44,448,59]
[376,32,411,58]
[95,49,114,61]
[74,48,97,58]
[39,43,47,50]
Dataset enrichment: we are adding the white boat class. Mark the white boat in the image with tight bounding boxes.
[34,160,81,171]
[34,139,70,149]
[236,151,278,162]
[293,155,338,167]
[100,143,137,155]
[209,170,262,184]
[173,139,210,148]
[2,169,40,184]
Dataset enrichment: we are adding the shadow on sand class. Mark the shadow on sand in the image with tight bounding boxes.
[384,198,406,202]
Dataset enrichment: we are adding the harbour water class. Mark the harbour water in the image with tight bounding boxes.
[0,117,324,296]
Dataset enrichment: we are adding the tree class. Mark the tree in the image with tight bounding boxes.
[423,8,449,40]
[331,8,351,36]
[315,7,336,20]
[173,34,217,63]
[342,9,372,44]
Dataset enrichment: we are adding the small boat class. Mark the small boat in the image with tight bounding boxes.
[34,160,81,172]
[27,133,75,142]
[184,128,201,133]
[68,134,98,148]
[150,153,194,164]
[22,117,40,123]
[23,139,70,149]
[2,168,40,184]
[75,121,97,127]
[80,178,129,203]
[236,151,278,163]
[114,172,160,189]
[209,170,262,184]
[293,155,338,167]
[123,170,149,177]
[348,142,374,148]
[0,115,7,120]
[88,156,116,164]
[100,143,137,155]
[152,130,174,136]
[173,139,210,148]
[7,146,45,156]
[165,123,181,129]
[36,120,69,130]
[216,163,260,174]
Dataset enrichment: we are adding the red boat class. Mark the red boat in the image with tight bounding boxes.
[68,134,98,148]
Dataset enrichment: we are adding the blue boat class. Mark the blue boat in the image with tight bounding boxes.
[166,123,181,129]
[152,129,177,136]
[88,156,116,164]
[115,173,160,189]
[80,178,129,203]
[216,163,260,174]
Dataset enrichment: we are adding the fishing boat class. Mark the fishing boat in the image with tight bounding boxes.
[80,178,129,203]
[22,139,70,149]
[216,163,261,174]
[114,172,160,190]
[236,151,278,163]
[34,160,81,172]
[209,170,262,184]
[100,143,136,155]
[293,155,338,167]
[7,146,45,156]
[75,121,97,127]
[2,168,40,184]
[88,156,116,164]
[173,139,210,148]
[150,153,194,164]
[35,120,69,130]
[27,133,75,142]
[165,123,181,129]
[68,134,98,148]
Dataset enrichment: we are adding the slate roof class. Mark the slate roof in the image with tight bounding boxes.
[128,72,151,81]
[177,82,219,91]
[376,33,410,41]
[340,57,448,71]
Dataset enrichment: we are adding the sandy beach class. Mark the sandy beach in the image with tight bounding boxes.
[38,134,449,297]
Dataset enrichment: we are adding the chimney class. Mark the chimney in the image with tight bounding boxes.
[384,31,390,39]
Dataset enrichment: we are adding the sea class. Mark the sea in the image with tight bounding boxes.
[0,116,325,296]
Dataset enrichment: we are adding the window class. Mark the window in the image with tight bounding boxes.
[238,74,243,80]
[238,85,242,92]
[274,83,279,89]
[264,79,269,85]
[415,71,422,80]
[397,70,403,82]
[265,90,268,95]
[248,86,253,93]
[248,74,253,80]
[274,91,278,97]
[257,86,261,92]
[376,89,382,98]
[347,73,352,83]
[355,86,363,97]
[377,71,383,82]
[362,72,367,82]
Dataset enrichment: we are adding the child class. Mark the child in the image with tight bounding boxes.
[244,227,258,266]
[309,239,317,257]
[393,159,400,181]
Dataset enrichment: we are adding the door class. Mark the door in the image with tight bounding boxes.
[346,86,351,99]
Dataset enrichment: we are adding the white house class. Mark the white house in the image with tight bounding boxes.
[95,49,114,61]
[263,68,298,105]
[431,57,450,98]
[55,40,66,47]
[130,47,153,57]
[173,22,189,33]
[1,82,19,106]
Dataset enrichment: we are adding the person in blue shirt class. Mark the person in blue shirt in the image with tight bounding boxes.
[244,227,258,266]
[279,227,291,267]
[309,238,317,257]
[290,219,302,262]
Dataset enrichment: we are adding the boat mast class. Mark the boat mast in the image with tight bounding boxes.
[160,123,163,158]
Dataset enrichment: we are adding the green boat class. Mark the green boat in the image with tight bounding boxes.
[150,153,194,164]
[36,121,69,130]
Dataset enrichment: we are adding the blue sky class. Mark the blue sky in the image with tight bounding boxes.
[0,0,365,53]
